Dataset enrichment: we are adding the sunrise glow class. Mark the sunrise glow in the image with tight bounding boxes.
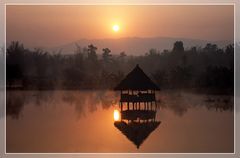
[112,24,120,32]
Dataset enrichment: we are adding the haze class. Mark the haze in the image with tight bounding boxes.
[6,5,234,48]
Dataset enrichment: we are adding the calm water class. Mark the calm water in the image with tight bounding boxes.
[6,90,234,153]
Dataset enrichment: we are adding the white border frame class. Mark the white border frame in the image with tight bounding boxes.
[3,2,236,156]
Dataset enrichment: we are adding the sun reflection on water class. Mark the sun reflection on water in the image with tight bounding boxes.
[113,109,120,121]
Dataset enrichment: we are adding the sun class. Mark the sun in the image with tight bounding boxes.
[112,24,120,32]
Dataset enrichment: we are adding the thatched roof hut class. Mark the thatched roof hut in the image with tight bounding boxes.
[114,65,160,91]
[114,121,161,149]
[113,65,161,148]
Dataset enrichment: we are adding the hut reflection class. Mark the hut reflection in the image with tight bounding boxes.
[114,65,161,149]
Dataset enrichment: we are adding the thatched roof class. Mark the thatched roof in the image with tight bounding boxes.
[114,65,160,91]
[114,121,161,149]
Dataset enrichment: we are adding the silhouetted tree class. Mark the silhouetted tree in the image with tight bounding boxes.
[172,41,184,52]
[74,44,85,68]
[119,51,126,63]
[5,41,234,93]
[7,41,25,86]
[152,70,169,89]
[87,44,97,61]
[202,66,233,89]
[148,48,158,56]
[225,44,234,70]
[204,43,217,53]
[226,44,234,54]
[102,48,112,63]
[191,46,197,53]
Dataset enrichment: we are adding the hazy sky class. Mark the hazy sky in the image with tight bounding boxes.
[6,5,234,48]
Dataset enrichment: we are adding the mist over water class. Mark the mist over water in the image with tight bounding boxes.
[6,90,233,153]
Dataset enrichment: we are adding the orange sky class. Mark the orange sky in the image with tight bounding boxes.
[6,5,234,48]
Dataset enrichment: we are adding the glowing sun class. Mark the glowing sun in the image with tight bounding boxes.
[112,24,120,32]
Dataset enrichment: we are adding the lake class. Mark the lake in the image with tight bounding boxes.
[6,90,234,153]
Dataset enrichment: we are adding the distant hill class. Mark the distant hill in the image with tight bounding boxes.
[50,37,232,55]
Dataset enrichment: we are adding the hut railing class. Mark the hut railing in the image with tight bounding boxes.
[120,93,155,102]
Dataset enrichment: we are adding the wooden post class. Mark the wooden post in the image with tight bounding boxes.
[131,90,133,110]
[120,102,123,112]
[127,90,129,110]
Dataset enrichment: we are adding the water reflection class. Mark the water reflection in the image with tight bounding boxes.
[156,92,233,117]
[7,91,26,119]
[114,108,161,149]
[114,121,160,149]
[7,90,119,119]
[6,90,234,152]
[7,91,233,119]
[204,96,233,112]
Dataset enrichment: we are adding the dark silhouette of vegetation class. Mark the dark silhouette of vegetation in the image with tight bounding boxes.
[172,41,184,53]
[6,41,234,94]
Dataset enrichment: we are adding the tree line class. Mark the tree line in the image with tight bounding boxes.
[6,41,234,94]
